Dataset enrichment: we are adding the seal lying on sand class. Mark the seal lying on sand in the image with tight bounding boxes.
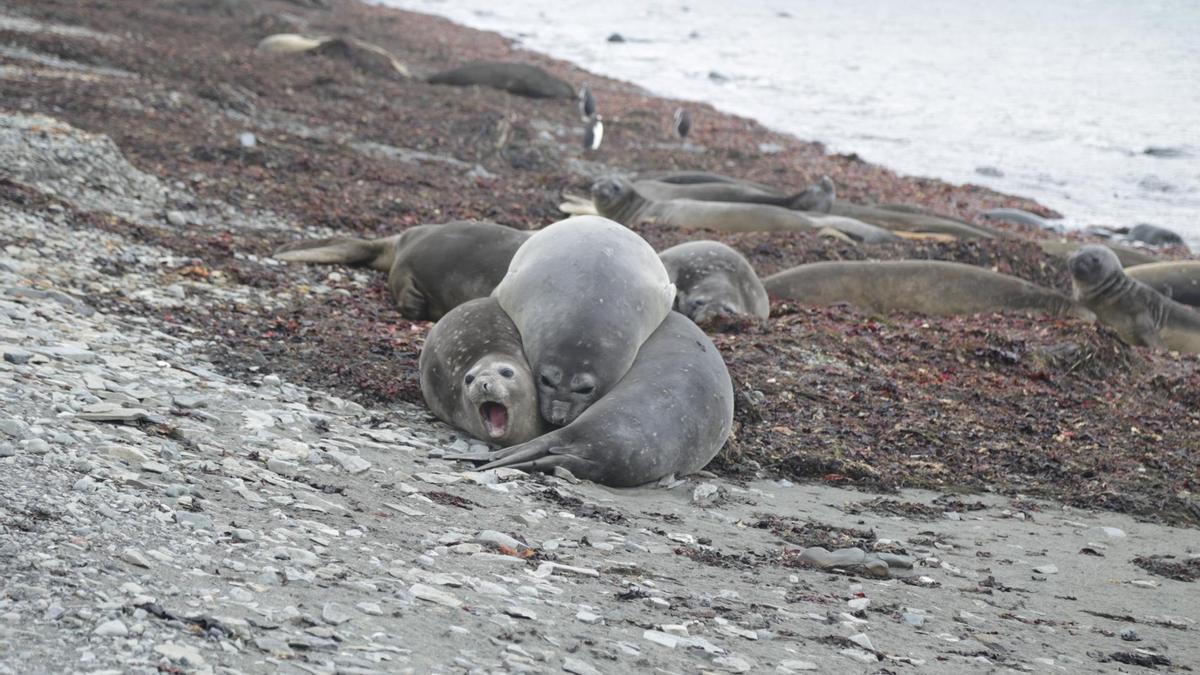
[274,221,529,320]
[764,260,1088,317]
[426,61,575,99]
[659,241,769,321]
[1126,261,1200,307]
[1068,246,1200,352]
[632,176,834,213]
[591,177,897,243]
[1037,239,1160,268]
[829,201,998,239]
[493,216,675,426]
[451,312,734,486]
[419,298,545,446]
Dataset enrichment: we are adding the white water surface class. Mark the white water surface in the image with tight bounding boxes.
[379,0,1200,246]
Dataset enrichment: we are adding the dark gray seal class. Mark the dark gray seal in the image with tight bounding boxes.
[426,61,574,99]
[1126,261,1200,307]
[451,312,734,486]
[633,176,833,212]
[764,260,1089,318]
[492,216,675,426]
[591,177,897,244]
[274,221,529,320]
[1068,245,1200,352]
[1128,223,1187,248]
[659,241,769,321]
[419,298,546,447]
[1037,239,1160,268]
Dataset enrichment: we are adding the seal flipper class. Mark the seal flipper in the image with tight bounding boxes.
[274,235,398,272]
[1131,313,1167,349]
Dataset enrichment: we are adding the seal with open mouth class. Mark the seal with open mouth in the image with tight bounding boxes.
[418,297,545,446]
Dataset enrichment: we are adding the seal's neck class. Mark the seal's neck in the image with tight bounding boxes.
[1075,270,1133,305]
[602,187,647,225]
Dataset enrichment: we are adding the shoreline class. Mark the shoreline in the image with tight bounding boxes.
[0,0,1198,672]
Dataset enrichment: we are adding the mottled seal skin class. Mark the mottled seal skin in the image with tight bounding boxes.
[590,176,897,244]
[418,298,546,447]
[633,176,833,213]
[274,221,530,320]
[492,216,675,426]
[426,61,574,99]
[1126,261,1200,307]
[1037,239,1160,268]
[1068,245,1200,352]
[764,260,1089,318]
[459,312,734,487]
[658,241,769,321]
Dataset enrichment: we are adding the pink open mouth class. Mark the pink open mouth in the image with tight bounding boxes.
[479,402,509,438]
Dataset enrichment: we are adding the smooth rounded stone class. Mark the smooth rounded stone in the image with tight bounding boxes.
[692,483,719,503]
[475,530,529,553]
[165,211,187,227]
[1120,627,1140,641]
[562,656,602,675]
[1085,526,1127,540]
[164,484,189,498]
[355,602,383,616]
[1033,564,1059,575]
[0,443,16,458]
[847,598,870,611]
[902,611,926,627]
[173,511,214,530]
[797,546,866,568]
[713,655,755,673]
[576,610,602,624]
[0,418,30,439]
[261,374,281,386]
[154,642,206,667]
[93,618,128,637]
[321,603,353,625]
[2,348,32,365]
[231,529,256,543]
[72,476,97,492]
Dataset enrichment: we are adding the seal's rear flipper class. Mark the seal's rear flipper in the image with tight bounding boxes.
[273,235,398,271]
[443,450,496,463]
[558,193,598,216]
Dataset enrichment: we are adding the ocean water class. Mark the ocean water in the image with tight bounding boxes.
[378,0,1200,247]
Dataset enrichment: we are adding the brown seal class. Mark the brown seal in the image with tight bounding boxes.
[1068,245,1200,352]
[425,61,574,99]
[764,260,1089,317]
[274,220,530,320]
[419,298,545,446]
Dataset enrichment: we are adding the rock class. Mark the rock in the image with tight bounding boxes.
[1120,627,1140,641]
[475,530,529,553]
[692,483,719,503]
[1033,564,1059,575]
[326,449,371,474]
[902,611,926,627]
[174,511,214,530]
[576,610,601,624]
[779,659,818,671]
[1086,526,1127,540]
[2,348,32,365]
[321,603,353,625]
[238,132,257,148]
[607,33,626,43]
[93,619,128,637]
[410,583,462,608]
[355,602,383,616]
[120,548,151,568]
[847,633,874,652]
[165,210,187,226]
[154,642,206,667]
[563,656,602,675]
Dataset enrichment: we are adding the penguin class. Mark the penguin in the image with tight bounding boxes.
[578,85,597,121]
[583,115,604,151]
[673,107,692,140]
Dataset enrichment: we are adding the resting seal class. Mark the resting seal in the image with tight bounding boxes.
[659,241,769,321]
[764,260,1088,317]
[419,298,545,446]
[1069,246,1200,352]
[452,312,734,486]
[256,33,411,78]
[493,216,675,426]
[633,176,833,212]
[1128,223,1187,248]
[829,201,997,239]
[426,61,574,99]
[274,221,529,320]
[1126,261,1200,307]
[591,177,897,244]
[1037,239,1159,268]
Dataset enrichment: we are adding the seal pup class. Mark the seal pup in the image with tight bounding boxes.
[426,61,575,99]
[1037,239,1159,268]
[659,241,769,321]
[274,221,530,320]
[764,260,1089,318]
[419,298,545,446]
[632,175,833,212]
[492,216,675,426]
[673,107,692,140]
[591,177,897,243]
[1126,261,1200,307]
[1069,245,1200,352]
[453,312,734,486]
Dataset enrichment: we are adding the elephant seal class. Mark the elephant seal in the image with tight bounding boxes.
[764,260,1089,318]
[1126,261,1200,307]
[1069,246,1200,352]
[419,298,545,446]
[982,208,1060,231]
[493,216,675,426]
[1128,223,1187,248]
[591,177,897,243]
[633,176,834,212]
[256,33,325,53]
[659,241,769,321]
[450,312,734,486]
[830,201,998,239]
[636,170,783,193]
[256,33,411,78]
[1037,239,1160,267]
[426,61,575,99]
[274,221,529,320]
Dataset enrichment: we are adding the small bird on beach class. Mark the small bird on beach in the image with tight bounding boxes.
[583,115,604,151]
[673,107,692,140]
[578,85,596,121]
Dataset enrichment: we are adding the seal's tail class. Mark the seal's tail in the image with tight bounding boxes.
[273,235,399,272]
[558,192,598,216]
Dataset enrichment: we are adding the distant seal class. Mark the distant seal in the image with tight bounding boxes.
[493,216,675,426]
[764,260,1089,317]
[256,33,325,53]
[1068,245,1200,352]
[591,177,897,244]
[256,33,411,78]
[1128,223,1187,248]
[659,241,769,321]
[633,175,834,212]
[1126,261,1200,307]
[274,221,529,320]
[1037,239,1160,268]
[637,171,783,193]
[426,61,575,99]
[453,312,734,486]
[982,208,1059,230]
[830,201,998,239]
[419,298,545,447]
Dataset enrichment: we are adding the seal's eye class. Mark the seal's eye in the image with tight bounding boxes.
[499,367,514,378]
[540,375,554,387]
[574,385,595,396]
[464,374,475,385]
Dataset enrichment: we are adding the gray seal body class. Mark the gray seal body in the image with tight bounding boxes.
[659,241,769,321]
[426,61,574,99]
[461,312,734,487]
[492,216,675,426]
